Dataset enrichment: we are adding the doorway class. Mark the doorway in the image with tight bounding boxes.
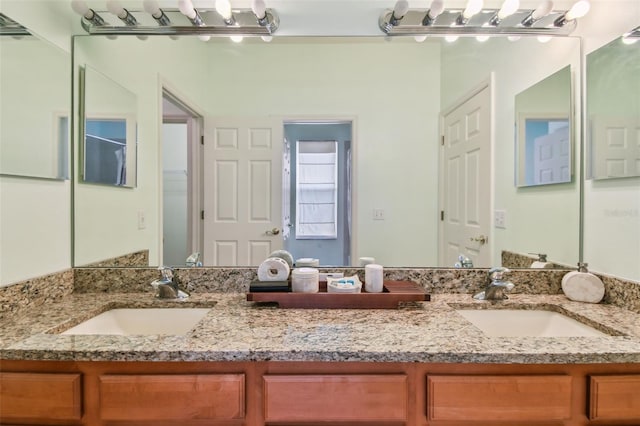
[439,82,492,267]
[161,91,202,266]
[283,121,352,266]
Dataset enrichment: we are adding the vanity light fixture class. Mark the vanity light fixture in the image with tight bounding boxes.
[456,0,483,26]
[488,0,519,26]
[554,0,590,27]
[215,0,236,25]
[0,13,31,36]
[380,0,409,32]
[143,0,171,26]
[622,26,640,44]
[72,0,280,38]
[379,0,580,36]
[106,0,138,26]
[71,0,107,30]
[521,0,553,27]
[422,0,444,26]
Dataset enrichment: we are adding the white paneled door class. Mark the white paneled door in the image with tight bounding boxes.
[203,117,283,266]
[441,85,492,267]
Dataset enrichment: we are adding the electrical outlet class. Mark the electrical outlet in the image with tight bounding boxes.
[494,209,506,229]
[137,211,146,230]
[373,208,385,220]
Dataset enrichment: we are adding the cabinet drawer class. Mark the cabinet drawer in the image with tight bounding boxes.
[426,375,571,421]
[0,372,82,422]
[589,375,640,420]
[99,374,245,421]
[263,374,407,422]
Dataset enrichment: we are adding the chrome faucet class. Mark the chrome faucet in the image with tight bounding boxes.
[455,254,474,268]
[473,267,514,300]
[151,266,189,299]
[185,252,202,267]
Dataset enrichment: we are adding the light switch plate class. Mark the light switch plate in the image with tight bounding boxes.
[494,209,506,229]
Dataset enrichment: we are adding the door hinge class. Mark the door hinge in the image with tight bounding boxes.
[440,210,445,221]
[441,135,445,146]
[200,135,204,145]
[201,210,205,220]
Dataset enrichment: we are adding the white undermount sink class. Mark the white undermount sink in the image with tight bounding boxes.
[61,308,211,336]
[455,309,608,337]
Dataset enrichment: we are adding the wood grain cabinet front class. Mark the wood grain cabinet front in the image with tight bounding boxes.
[98,374,245,422]
[589,375,640,421]
[263,374,408,423]
[426,375,572,422]
[0,372,82,424]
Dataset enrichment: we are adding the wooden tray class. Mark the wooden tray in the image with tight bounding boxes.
[246,280,430,309]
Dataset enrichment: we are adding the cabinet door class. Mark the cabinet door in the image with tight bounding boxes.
[263,374,407,422]
[589,375,640,420]
[99,374,245,421]
[0,372,82,423]
[426,375,572,421]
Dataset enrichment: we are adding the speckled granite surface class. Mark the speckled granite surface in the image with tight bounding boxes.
[0,269,73,320]
[501,251,572,269]
[2,292,640,364]
[81,250,149,267]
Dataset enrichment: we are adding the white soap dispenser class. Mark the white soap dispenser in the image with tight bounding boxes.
[529,253,553,268]
[561,263,605,304]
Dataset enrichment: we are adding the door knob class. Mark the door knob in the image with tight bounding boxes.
[266,228,281,236]
[470,235,488,245]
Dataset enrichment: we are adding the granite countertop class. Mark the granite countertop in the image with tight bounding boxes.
[2,292,640,363]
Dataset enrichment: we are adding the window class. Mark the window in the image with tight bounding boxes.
[295,140,338,239]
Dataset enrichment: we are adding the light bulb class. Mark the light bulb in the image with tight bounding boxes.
[476,35,490,42]
[445,35,459,42]
[393,0,409,19]
[199,35,211,42]
[531,0,553,20]
[261,35,273,42]
[216,0,233,20]
[70,0,92,18]
[428,0,444,19]
[508,35,521,41]
[565,0,590,20]
[463,0,483,19]
[414,35,428,42]
[178,0,197,20]
[230,35,243,43]
[497,0,519,19]
[252,0,267,19]
[143,0,162,18]
[106,0,127,19]
[537,35,552,43]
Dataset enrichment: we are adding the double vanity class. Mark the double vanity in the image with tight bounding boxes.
[2,270,640,425]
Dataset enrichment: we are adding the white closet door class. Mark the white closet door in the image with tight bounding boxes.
[203,117,283,266]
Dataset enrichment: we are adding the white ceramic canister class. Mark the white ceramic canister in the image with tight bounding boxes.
[364,264,384,293]
[291,267,320,293]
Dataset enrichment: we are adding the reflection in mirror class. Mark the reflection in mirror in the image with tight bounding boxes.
[586,34,640,180]
[0,17,70,180]
[72,35,581,269]
[515,66,572,187]
[584,27,640,283]
[81,66,137,187]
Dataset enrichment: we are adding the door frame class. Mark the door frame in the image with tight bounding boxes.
[279,115,358,266]
[438,76,494,267]
[159,78,205,266]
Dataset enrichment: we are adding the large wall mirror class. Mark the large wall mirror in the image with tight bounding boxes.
[584,26,640,283]
[0,14,70,180]
[72,35,581,269]
[515,66,572,187]
[80,65,137,187]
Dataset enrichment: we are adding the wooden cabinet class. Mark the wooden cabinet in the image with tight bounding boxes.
[263,374,407,423]
[0,372,82,424]
[426,375,572,422]
[2,361,640,425]
[99,374,245,421]
[589,375,640,421]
